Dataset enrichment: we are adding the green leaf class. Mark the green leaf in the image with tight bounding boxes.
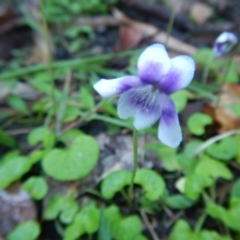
[134,168,166,201]
[200,230,231,240]
[231,179,240,198]
[184,174,214,201]
[29,150,45,164]
[187,113,212,135]
[146,143,180,171]
[63,105,81,123]
[206,137,237,161]
[165,194,194,209]
[101,170,131,200]
[171,219,230,240]
[206,199,240,232]
[98,209,112,240]
[28,126,55,149]
[117,216,146,240]
[59,129,84,145]
[230,102,240,116]
[22,176,48,200]
[195,155,233,180]
[171,90,192,113]
[64,203,100,240]
[193,48,214,66]
[104,205,146,240]
[60,195,79,224]
[0,156,32,189]
[178,153,196,176]
[7,221,40,240]
[171,219,193,240]
[42,135,99,181]
[79,203,100,233]
[0,129,16,147]
[44,195,63,219]
[80,86,95,109]
[44,194,78,224]
[183,140,203,157]
[7,94,28,114]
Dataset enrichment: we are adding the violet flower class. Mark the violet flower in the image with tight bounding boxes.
[213,32,238,56]
[94,44,195,148]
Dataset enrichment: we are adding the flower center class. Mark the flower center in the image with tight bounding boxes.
[151,84,158,92]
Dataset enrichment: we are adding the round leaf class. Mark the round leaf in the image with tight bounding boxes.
[187,113,212,135]
[7,221,40,240]
[0,156,32,189]
[28,126,55,149]
[134,169,165,201]
[22,176,48,200]
[101,170,131,199]
[42,135,99,181]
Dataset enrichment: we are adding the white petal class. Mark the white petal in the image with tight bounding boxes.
[117,85,162,129]
[137,43,172,84]
[159,55,195,94]
[93,76,142,98]
[158,94,182,148]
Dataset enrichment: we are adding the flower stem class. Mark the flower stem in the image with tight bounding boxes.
[129,128,138,202]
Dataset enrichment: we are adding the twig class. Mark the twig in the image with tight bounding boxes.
[140,210,160,240]
[60,100,104,135]
[5,128,32,135]
[55,70,72,135]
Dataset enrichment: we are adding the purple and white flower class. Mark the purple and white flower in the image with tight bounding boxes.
[213,32,238,56]
[94,44,195,148]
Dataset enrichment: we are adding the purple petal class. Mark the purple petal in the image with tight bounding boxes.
[158,94,182,148]
[159,55,195,94]
[137,44,172,85]
[117,85,162,130]
[93,76,143,98]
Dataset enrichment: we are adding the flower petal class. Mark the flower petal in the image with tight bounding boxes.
[159,55,195,94]
[117,85,162,129]
[137,43,172,84]
[158,94,182,148]
[93,76,143,98]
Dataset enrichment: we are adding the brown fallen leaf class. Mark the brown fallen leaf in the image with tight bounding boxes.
[0,183,36,236]
[210,83,240,133]
[190,2,213,25]
[112,8,197,55]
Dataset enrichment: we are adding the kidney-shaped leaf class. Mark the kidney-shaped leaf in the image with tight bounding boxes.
[134,169,165,201]
[101,170,131,200]
[42,135,99,181]
[22,176,48,200]
[7,221,40,240]
[0,156,32,189]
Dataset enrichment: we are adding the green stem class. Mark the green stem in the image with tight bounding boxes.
[165,4,177,46]
[129,128,139,202]
[40,0,56,109]
[0,50,140,80]
[194,212,207,233]
[214,57,234,118]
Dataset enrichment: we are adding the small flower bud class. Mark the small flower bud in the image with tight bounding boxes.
[213,32,238,56]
